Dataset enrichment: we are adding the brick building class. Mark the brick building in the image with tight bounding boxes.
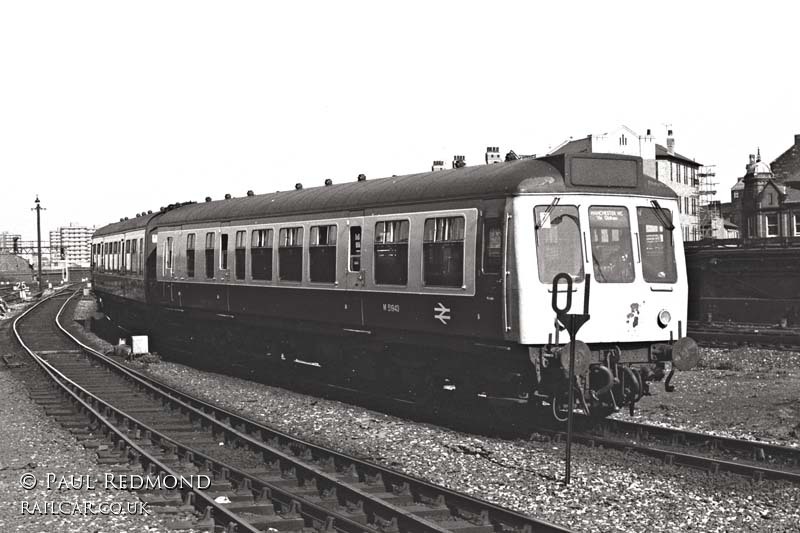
[732,140,800,239]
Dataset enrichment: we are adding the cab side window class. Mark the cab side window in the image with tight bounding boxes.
[482,219,503,274]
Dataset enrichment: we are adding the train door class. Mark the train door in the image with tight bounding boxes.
[344,212,365,326]
[477,200,507,336]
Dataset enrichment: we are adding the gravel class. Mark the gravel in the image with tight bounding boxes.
[125,361,797,532]
[0,300,174,533]
[615,346,800,448]
[65,300,800,532]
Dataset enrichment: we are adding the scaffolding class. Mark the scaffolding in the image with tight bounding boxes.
[695,165,718,239]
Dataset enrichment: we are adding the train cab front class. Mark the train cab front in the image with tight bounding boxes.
[512,188,700,420]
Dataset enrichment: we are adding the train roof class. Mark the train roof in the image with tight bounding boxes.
[93,212,159,238]
[149,154,676,228]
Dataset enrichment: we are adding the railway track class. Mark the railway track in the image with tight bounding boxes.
[15,287,572,533]
[529,416,800,485]
[688,322,800,350]
[14,289,261,531]
[93,303,800,490]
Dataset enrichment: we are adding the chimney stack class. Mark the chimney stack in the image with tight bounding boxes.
[452,155,466,169]
[485,146,501,164]
[431,160,445,172]
[666,129,675,155]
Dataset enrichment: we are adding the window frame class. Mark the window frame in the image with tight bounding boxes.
[636,206,678,284]
[534,204,585,284]
[309,224,338,284]
[278,226,304,282]
[765,213,779,237]
[204,232,215,279]
[422,215,466,288]
[234,230,246,280]
[250,228,274,281]
[219,233,229,271]
[163,236,174,276]
[588,205,636,284]
[373,219,410,286]
[481,218,503,275]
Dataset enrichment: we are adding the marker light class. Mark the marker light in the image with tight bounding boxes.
[658,309,672,328]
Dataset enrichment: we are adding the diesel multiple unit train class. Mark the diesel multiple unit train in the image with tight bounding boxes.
[91,152,699,420]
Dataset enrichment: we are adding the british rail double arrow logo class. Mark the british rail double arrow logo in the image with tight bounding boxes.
[434,302,451,325]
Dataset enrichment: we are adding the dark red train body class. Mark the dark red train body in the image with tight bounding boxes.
[92,153,698,419]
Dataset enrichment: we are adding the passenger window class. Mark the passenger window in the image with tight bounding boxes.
[220,234,229,270]
[349,226,362,272]
[482,219,503,274]
[204,232,215,279]
[234,231,246,280]
[589,206,635,283]
[534,205,584,283]
[279,227,303,282]
[251,229,273,281]
[138,238,144,273]
[164,237,173,275]
[423,216,465,287]
[637,207,677,283]
[310,224,337,283]
[186,233,195,278]
[374,220,409,285]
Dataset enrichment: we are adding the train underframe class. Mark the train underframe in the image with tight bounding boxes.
[95,293,688,421]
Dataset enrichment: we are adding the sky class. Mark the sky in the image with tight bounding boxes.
[1,1,798,240]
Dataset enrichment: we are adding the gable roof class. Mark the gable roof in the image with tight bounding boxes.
[757,179,784,199]
[655,144,701,167]
[549,136,591,155]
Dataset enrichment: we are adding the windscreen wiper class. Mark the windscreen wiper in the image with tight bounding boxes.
[535,197,561,230]
[650,200,675,231]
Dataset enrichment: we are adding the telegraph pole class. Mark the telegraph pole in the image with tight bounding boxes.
[32,196,45,289]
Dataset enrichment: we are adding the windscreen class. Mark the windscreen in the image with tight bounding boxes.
[589,206,635,283]
[534,205,584,283]
[637,207,677,283]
